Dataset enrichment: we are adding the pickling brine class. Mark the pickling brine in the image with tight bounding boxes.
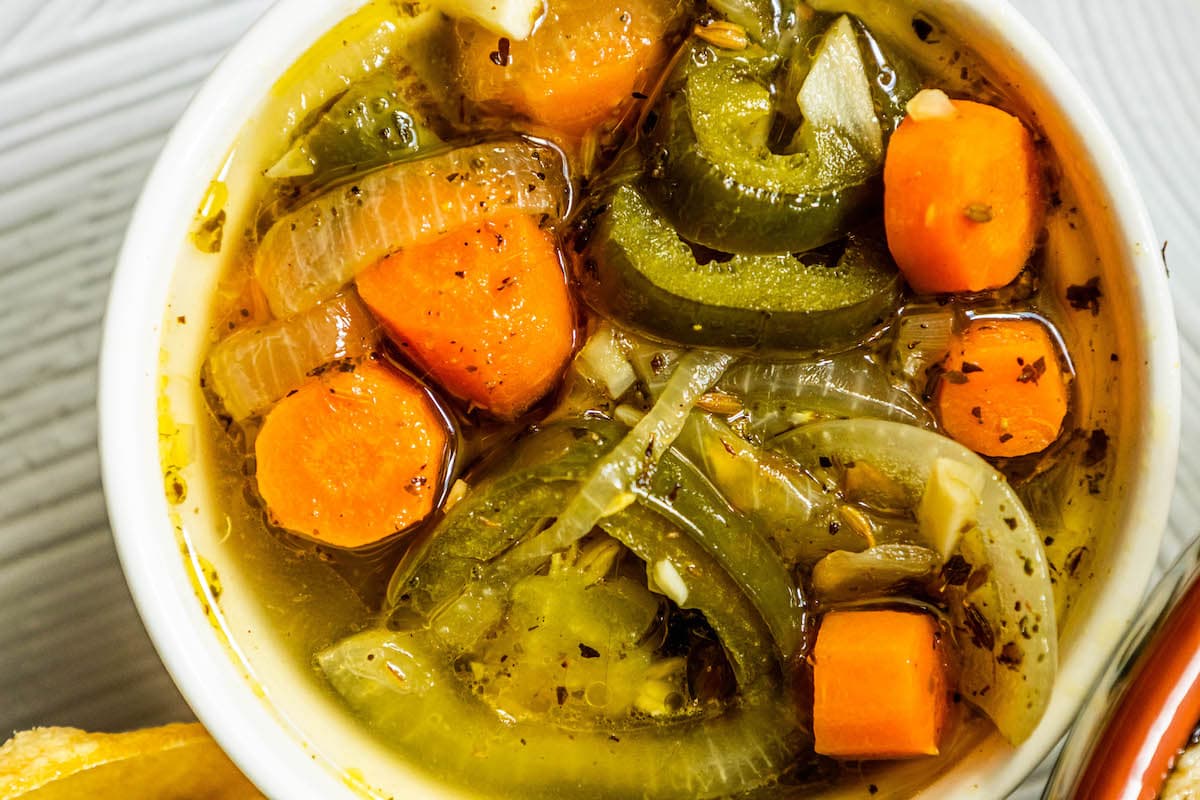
[160,0,1126,796]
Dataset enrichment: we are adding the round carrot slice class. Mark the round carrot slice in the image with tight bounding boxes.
[884,95,1044,294]
[934,318,1069,458]
[254,361,449,548]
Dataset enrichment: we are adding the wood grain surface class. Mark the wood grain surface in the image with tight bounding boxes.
[0,2,1194,797]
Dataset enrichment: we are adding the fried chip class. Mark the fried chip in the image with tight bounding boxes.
[0,723,264,799]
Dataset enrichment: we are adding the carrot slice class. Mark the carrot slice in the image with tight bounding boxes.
[883,94,1044,294]
[357,213,575,419]
[812,610,949,760]
[455,0,682,137]
[934,318,1068,458]
[254,361,449,548]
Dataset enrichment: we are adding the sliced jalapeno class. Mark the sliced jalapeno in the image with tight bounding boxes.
[640,15,916,255]
[584,184,900,350]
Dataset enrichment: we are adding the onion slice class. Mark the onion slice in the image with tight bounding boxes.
[256,139,571,317]
[675,412,831,532]
[512,349,734,561]
[773,419,1056,744]
[205,291,379,420]
[720,354,935,438]
[891,307,957,383]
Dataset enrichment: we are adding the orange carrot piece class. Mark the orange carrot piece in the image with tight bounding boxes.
[934,318,1068,458]
[884,96,1044,294]
[812,610,949,760]
[254,361,449,548]
[356,213,575,419]
[455,0,681,137]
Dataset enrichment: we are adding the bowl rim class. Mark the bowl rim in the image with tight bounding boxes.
[98,0,1181,798]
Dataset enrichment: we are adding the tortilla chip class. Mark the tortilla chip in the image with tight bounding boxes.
[0,723,264,799]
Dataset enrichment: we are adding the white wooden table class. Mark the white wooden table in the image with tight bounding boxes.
[0,2,1194,797]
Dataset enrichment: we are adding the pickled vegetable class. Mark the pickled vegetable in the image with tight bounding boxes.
[812,610,949,758]
[469,542,669,722]
[357,213,576,419]
[510,349,733,562]
[386,421,623,627]
[267,71,443,182]
[719,352,935,436]
[597,503,778,688]
[584,185,901,350]
[254,361,453,548]
[455,0,686,136]
[320,628,801,799]
[640,16,917,255]
[389,415,805,672]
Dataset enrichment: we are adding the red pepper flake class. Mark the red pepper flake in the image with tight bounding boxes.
[998,432,1014,443]
[961,362,983,374]
[970,406,983,421]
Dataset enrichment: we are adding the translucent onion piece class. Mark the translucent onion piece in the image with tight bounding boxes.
[433,0,543,39]
[512,350,735,561]
[797,15,883,165]
[808,0,992,98]
[811,544,940,603]
[674,412,831,533]
[576,323,637,399]
[205,291,379,420]
[256,139,571,317]
[773,419,1056,744]
[628,339,682,400]
[720,354,935,439]
[892,307,956,383]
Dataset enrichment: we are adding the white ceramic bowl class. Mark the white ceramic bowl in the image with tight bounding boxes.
[99,1,1181,798]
